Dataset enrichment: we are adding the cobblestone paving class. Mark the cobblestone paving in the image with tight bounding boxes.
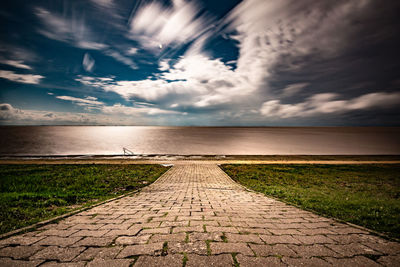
[1,163,399,266]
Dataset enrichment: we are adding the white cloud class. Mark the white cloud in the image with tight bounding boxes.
[282,83,309,97]
[56,95,104,106]
[72,0,384,120]
[126,47,138,55]
[260,92,400,118]
[158,60,170,71]
[128,1,212,50]
[82,53,95,72]
[104,49,137,69]
[0,103,118,125]
[0,70,44,84]
[102,104,185,116]
[89,0,114,8]
[0,59,32,70]
[35,7,107,50]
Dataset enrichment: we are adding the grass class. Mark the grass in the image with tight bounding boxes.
[221,164,400,239]
[0,164,169,235]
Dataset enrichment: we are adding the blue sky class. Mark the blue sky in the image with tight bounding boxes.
[0,0,399,125]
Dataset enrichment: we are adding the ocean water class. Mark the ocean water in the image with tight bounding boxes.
[0,126,399,156]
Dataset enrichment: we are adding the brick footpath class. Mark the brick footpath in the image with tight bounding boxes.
[0,163,399,266]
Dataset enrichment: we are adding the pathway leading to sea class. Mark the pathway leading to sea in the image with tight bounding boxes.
[1,163,399,266]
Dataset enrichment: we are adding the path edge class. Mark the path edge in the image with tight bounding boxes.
[217,164,400,243]
[0,164,175,240]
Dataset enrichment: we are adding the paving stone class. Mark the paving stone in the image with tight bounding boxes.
[288,244,339,257]
[149,233,186,243]
[70,230,110,237]
[237,227,271,235]
[72,236,114,247]
[103,228,141,236]
[249,244,297,257]
[30,246,85,261]
[73,246,122,261]
[377,255,400,267]
[298,228,335,235]
[210,242,253,255]
[269,229,302,235]
[134,254,183,267]
[41,261,86,267]
[36,229,79,237]
[206,226,239,233]
[117,242,164,257]
[326,234,382,244]
[161,221,189,227]
[325,256,381,267]
[186,254,234,267]
[37,236,82,247]
[293,234,335,244]
[87,258,133,267]
[173,226,204,233]
[141,227,170,234]
[225,233,263,243]
[331,226,369,235]
[190,220,219,226]
[99,223,132,230]
[115,235,152,245]
[260,235,302,244]
[0,245,43,260]
[189,232,223,242]
[326,243,381,257]
[70,224,105,230]
[0,236,45,246]
[282,256,332,266]
[362,241,400,255]
[0,258,44,267]
[236,254,286,267]
[168,241,208,255]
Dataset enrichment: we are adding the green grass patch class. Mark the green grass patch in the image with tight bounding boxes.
[221,164,400,239]
[0,164,169,235]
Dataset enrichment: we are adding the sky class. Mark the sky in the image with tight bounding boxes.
[0,0,399,126]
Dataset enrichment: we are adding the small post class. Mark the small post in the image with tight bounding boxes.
[123,147,134,155]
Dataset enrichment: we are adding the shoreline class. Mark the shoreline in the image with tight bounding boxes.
[1,154,400,164]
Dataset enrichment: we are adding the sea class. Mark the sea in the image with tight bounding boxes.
[0,126,399,156]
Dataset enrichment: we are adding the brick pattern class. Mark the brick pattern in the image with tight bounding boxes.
[0,163,399,266]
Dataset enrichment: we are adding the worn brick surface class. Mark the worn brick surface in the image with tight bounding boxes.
[1,163,399,266]
[134,254,183,266]
[186,254,234,267]
[236,254,286,267]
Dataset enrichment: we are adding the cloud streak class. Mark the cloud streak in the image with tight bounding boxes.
[261,92,400,118]
[82,53,95,72]
[0,70,44,84]
[0,59,32,70]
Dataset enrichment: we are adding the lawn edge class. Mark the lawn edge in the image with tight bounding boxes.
[0,164,174,240]
[0,189,140,240]
[218,164,400,243]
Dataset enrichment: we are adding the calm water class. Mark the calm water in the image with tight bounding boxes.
[0,126,399,156]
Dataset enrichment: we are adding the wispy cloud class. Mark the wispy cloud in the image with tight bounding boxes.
[126,47,138,55]
[104,49,137,70]
[0,59,32,70]
[82,53,95,72]
[281,83,309,97]
[128,0,213,50]
[56,95,104,107]
[261,92,400,118]
[34,7,107,50]
[0,70,44,84]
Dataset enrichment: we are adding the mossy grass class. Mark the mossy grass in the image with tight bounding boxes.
[0,164,169,235]
[221,164,400,239]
